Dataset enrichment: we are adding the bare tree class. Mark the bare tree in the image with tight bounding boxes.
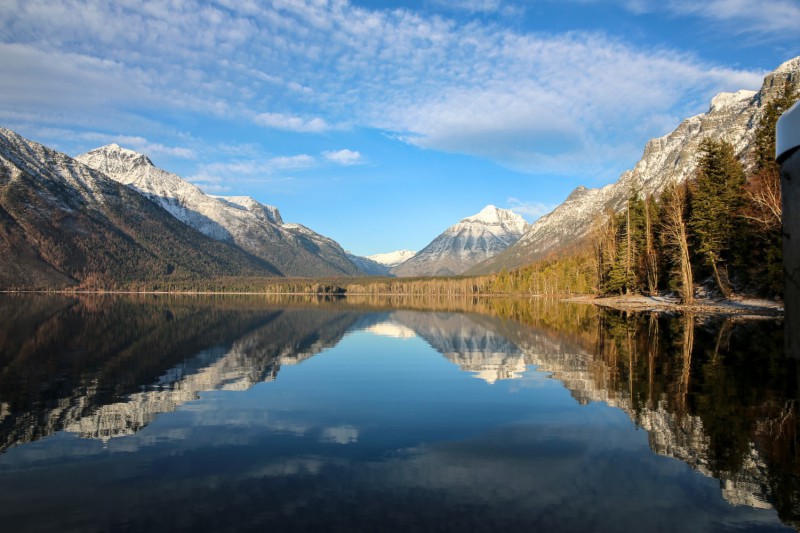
[743,168,782,232]
[661,182,694,304]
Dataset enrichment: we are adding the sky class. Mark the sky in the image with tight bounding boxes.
[1,0,798,256]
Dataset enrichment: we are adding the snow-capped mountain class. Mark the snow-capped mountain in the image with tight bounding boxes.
[470,55,800,274]
[392,205,529,277]
[76,145,361,277]
[368,250,417,267]
[0,128,275,288]
[345,253,392,276]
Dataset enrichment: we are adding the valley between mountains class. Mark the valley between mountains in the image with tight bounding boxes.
[1,56,798,295]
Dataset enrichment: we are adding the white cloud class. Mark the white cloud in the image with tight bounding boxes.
[575,0,800,34]
[198,155,314,176]
[9,126,197,160]
[101,135,196,159]
[430,0,520,15]
[323,149,363,165]
[196,183,232,194]
[0,0,775,175]
[187,173,223,184]
[190,155,315,187]
[665,0,800,33]
[269,154,317,169]
[254,112,330,133]
[506,197,557,221]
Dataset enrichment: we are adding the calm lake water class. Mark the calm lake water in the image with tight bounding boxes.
[0,294,796,532]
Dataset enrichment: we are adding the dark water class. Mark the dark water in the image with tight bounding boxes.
[0,294,796,532]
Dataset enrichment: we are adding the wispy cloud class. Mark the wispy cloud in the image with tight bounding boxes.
[573,0,800,34]
[188,154,314,189]
[254,112,331,133]
[13,126,196,159]
[506,197,556,221]
[323,149,363,165]
[195,183,232,194]
[430,0,523,16]
[0,0,771,175]
[100,135,196,159]
[665,0,800,33]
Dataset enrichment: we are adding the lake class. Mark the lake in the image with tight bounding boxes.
[0,294,796,532]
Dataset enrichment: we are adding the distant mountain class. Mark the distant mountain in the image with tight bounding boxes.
[392,205,529,277]
[343,249,417,277]
[345,253,392,276]
[76,145,362,277]
[0,128,278,289]
[368,250,417,267]
[469,55,800,274]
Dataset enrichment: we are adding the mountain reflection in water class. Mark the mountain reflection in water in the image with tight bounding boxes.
[0,294,796,532]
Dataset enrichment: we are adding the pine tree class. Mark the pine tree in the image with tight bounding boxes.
[742,79,798,296]
[753,79,799,174]
[690,138,745,297]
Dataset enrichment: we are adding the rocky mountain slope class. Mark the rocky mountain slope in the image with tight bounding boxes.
[393,205,528,277]
[469,55,800,274]
[76,144,361,277]
[0,128,277,289]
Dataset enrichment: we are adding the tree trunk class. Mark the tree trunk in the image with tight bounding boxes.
[708,253,730,298]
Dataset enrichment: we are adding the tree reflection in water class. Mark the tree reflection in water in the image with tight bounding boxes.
[0,294,795,530]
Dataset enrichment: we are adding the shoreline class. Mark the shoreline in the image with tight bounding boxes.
[0,289,785,317]
[566,294,784,317]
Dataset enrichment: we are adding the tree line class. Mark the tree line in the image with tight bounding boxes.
[595,81,797,302]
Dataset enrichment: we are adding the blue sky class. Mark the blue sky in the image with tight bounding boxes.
[1,0,798,256]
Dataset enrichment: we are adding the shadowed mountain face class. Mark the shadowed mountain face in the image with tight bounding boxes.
[76,144,362,277]
[0,129,278,289]
[0,296,796,530]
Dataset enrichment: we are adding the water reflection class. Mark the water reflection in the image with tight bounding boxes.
[0,294,796,531]
[0,295,370,448]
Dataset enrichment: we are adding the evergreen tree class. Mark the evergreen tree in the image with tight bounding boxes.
[690,138,746,297]
[753,79,799,174]
[742,79,798,296]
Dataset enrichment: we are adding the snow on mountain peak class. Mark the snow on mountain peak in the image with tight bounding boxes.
[367,250,417,267]
[392,205,529,277]
[709,90,756,114]
[77,144,155,181]
[95,143,152,164]
[461,205,528,233]
[75,145,362,276]
[465,204,500,222]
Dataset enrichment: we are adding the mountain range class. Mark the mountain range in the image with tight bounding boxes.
[468,55,800,274]
[0,128,278,288]
[2,55,798,288]
[75,144,361,278]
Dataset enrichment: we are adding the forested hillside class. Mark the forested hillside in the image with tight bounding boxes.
[594,81,797,301]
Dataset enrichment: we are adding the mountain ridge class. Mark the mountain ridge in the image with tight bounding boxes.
[468,55,800,275]
[393,205,529,277]
[0,128,278,288]
[76,144,363,278]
